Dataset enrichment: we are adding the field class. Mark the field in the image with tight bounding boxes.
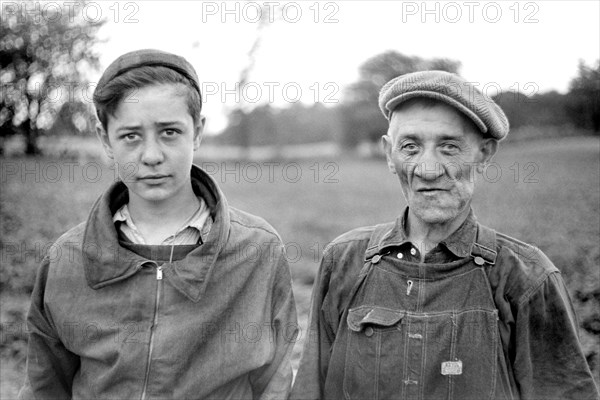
[1,136,599,397]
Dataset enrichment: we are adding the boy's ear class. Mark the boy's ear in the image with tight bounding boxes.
[96,123,114,160]
[193,116,206,151]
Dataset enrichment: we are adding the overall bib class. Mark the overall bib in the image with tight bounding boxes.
[339,224,514,400]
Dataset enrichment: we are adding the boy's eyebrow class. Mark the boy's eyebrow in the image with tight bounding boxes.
[116,124,142,132]
[114,121,185,132]
[154,121,185,128]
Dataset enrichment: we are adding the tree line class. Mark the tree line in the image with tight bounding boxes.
[216,53,599,149]
[1,2,598,155]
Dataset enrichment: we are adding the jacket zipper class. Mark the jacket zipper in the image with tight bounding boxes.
[140,265,163,400]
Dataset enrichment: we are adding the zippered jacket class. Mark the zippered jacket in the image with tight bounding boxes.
[19,165,298,400]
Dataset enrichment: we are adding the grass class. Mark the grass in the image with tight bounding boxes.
[1,136,599,396]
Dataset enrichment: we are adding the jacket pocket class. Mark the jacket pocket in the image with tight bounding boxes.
[343,306,404,400]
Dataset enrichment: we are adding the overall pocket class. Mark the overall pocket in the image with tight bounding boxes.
[343,306,405,400]
[342,307,499,400]
[442,309,499,400]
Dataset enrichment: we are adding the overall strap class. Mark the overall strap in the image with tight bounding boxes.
[470,223,498,265]
[341,223,396,320]
[364,223,394,261]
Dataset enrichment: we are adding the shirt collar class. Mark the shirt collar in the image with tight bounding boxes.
[83,164,230,302]
[113,197,210,242]
[378,207,478,258]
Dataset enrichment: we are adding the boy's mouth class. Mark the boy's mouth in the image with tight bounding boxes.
[138,174,170,182]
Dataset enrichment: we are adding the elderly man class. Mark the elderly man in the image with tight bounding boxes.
[291,71,599,400]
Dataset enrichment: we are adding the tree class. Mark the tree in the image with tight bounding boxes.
[228,3,281,151]
[340,51,461,148]
[0,1,104,155]
[493,90,571,131]
[566,59,600,133]
[218,103,340,147]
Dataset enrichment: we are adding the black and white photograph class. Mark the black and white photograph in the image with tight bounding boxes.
[1,1,599,399]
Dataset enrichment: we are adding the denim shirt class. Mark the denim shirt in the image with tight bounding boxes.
[20,165,298,400]
[291,208,599,400]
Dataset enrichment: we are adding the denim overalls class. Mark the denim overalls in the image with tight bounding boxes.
[337,223,514,400]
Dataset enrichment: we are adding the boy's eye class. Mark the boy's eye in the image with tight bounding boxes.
[162,129,180,137]
[121,133,139,142]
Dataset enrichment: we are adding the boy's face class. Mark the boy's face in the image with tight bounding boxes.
[97,83,203,206]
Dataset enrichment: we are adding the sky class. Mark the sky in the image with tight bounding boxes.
[87,0,600,133]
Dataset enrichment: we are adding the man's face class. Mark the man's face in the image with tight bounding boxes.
[98,83,202,206]
[383,100,497,225]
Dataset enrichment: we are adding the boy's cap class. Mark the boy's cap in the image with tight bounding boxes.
[378,70,509,140]
[95,49,201,99]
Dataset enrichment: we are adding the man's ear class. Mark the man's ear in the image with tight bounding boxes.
[381,134,396,175]
[96,123,114,160]
[193,116,205,151]
[479,138,498,164]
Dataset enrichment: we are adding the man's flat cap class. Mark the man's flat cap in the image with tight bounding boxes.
[94,49,201,100]
[378,70,509,140]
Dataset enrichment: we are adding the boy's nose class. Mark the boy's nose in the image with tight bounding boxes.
[140,139,164,165]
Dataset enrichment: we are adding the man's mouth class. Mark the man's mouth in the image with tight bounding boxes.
[417,188,448,192]
[416,188,451,197]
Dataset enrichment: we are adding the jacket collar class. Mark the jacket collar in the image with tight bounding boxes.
[378,207,478,258]
[82,164,230,302]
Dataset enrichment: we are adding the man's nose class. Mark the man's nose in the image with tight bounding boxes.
[414,150,444,181]
[140,137,164,165]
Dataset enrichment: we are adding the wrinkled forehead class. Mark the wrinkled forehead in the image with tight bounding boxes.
[388,97,483,139]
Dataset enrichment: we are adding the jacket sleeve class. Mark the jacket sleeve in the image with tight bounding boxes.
[249,244,298,400]
[18,256,80,400]
[290,246,336,400]
[513,271,600,399]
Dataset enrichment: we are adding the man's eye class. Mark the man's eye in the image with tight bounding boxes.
[401,143,418,152]
[441,143,459,152]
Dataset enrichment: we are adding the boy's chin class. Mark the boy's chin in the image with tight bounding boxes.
[127,185,175,204]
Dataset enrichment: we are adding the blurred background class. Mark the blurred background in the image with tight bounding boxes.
[1,0,599,397]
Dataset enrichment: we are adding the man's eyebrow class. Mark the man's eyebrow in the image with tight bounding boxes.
[395,133,421,141]
[438,134,465,141]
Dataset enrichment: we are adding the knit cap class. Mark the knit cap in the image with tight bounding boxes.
[94,49,201,101]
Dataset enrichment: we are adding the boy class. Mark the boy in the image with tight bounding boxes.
[19,49,297,399]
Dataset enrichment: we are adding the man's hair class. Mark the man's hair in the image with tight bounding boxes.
[94,65,202,131]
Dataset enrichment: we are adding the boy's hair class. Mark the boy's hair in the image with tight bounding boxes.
[94,65,202,131]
